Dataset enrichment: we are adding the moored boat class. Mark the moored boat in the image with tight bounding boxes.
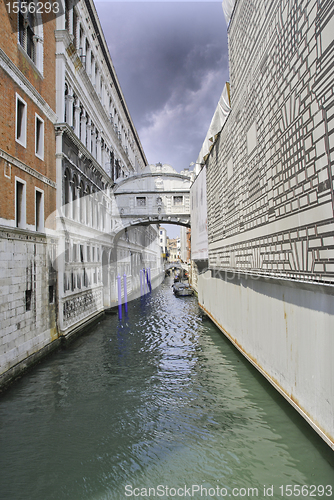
[172,282,194,297]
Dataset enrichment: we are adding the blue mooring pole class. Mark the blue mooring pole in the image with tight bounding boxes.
[148,267,152,292]
[146,267,151,292]
[140,269,143,296]
[117,274,122,319]
[123,273,128,315]
[143,268,146,295]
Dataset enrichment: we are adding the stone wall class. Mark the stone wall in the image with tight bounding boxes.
[198,271,334,449]
[0,228,57,378]
[0,1,58,384]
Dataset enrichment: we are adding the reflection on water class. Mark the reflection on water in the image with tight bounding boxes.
[0,278,333,500]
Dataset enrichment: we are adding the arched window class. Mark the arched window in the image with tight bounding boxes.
[115,159,120,179]
[96,192,102,230]
[72,175,78,220]
[64,83,68,123]
[64,169,71,217]
[101,198,106,231]
[92,189,96,228]
[72,93,77,129]
[110,151,115,182]
[80,181,85,224]
[85,185,91,225]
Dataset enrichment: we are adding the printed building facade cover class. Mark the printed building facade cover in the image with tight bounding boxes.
[206,0,334,283]
[222,0,236,25]
[191,166,209,261]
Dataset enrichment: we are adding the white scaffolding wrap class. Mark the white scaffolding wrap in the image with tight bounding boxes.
[190,166,208,261]
[222,0,236,25]
[196,82,231,165]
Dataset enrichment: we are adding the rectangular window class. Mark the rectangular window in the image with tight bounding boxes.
[49,285,54,303]
[35,189,44,231]
[19,2,36,62]
[65,242,70,263]
[35,114,44,160]
[64,273,69,293]
[25,289,32,311]
[16,178,26,228]
[173,196,183,206]
[80,245,84,263]
[73,244,78,262]
[136,197,146,207]
[16,94,27,147]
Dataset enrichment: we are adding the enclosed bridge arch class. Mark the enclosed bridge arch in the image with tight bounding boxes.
[112,163,193,233]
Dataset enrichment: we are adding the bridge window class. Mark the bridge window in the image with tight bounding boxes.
[136,197,146,207]
[173,196,183,206]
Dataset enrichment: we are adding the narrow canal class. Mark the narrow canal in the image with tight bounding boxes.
[0,277,333,500]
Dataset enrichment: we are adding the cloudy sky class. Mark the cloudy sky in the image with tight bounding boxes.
[95,1,229,237]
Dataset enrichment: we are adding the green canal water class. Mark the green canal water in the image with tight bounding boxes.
[0,278,333,500]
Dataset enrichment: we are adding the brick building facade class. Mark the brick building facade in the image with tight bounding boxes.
[0,2,58,382]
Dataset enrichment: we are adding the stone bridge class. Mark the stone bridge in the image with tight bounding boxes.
[164,262,189,271]
[113,163,193,231]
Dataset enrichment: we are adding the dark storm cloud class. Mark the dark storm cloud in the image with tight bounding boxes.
[95,1,229,170]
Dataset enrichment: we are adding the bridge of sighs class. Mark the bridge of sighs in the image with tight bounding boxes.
[113,163,193,231]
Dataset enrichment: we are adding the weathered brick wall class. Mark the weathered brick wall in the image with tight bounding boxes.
[0,158,56,232]
[0,5,56,110]
[207,0,334,283]
[0,66,57,178]
[0,3,56,228]
[0,4,58,379]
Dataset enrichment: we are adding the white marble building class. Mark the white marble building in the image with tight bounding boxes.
[54,0,163,336]
[159,226,167,260]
